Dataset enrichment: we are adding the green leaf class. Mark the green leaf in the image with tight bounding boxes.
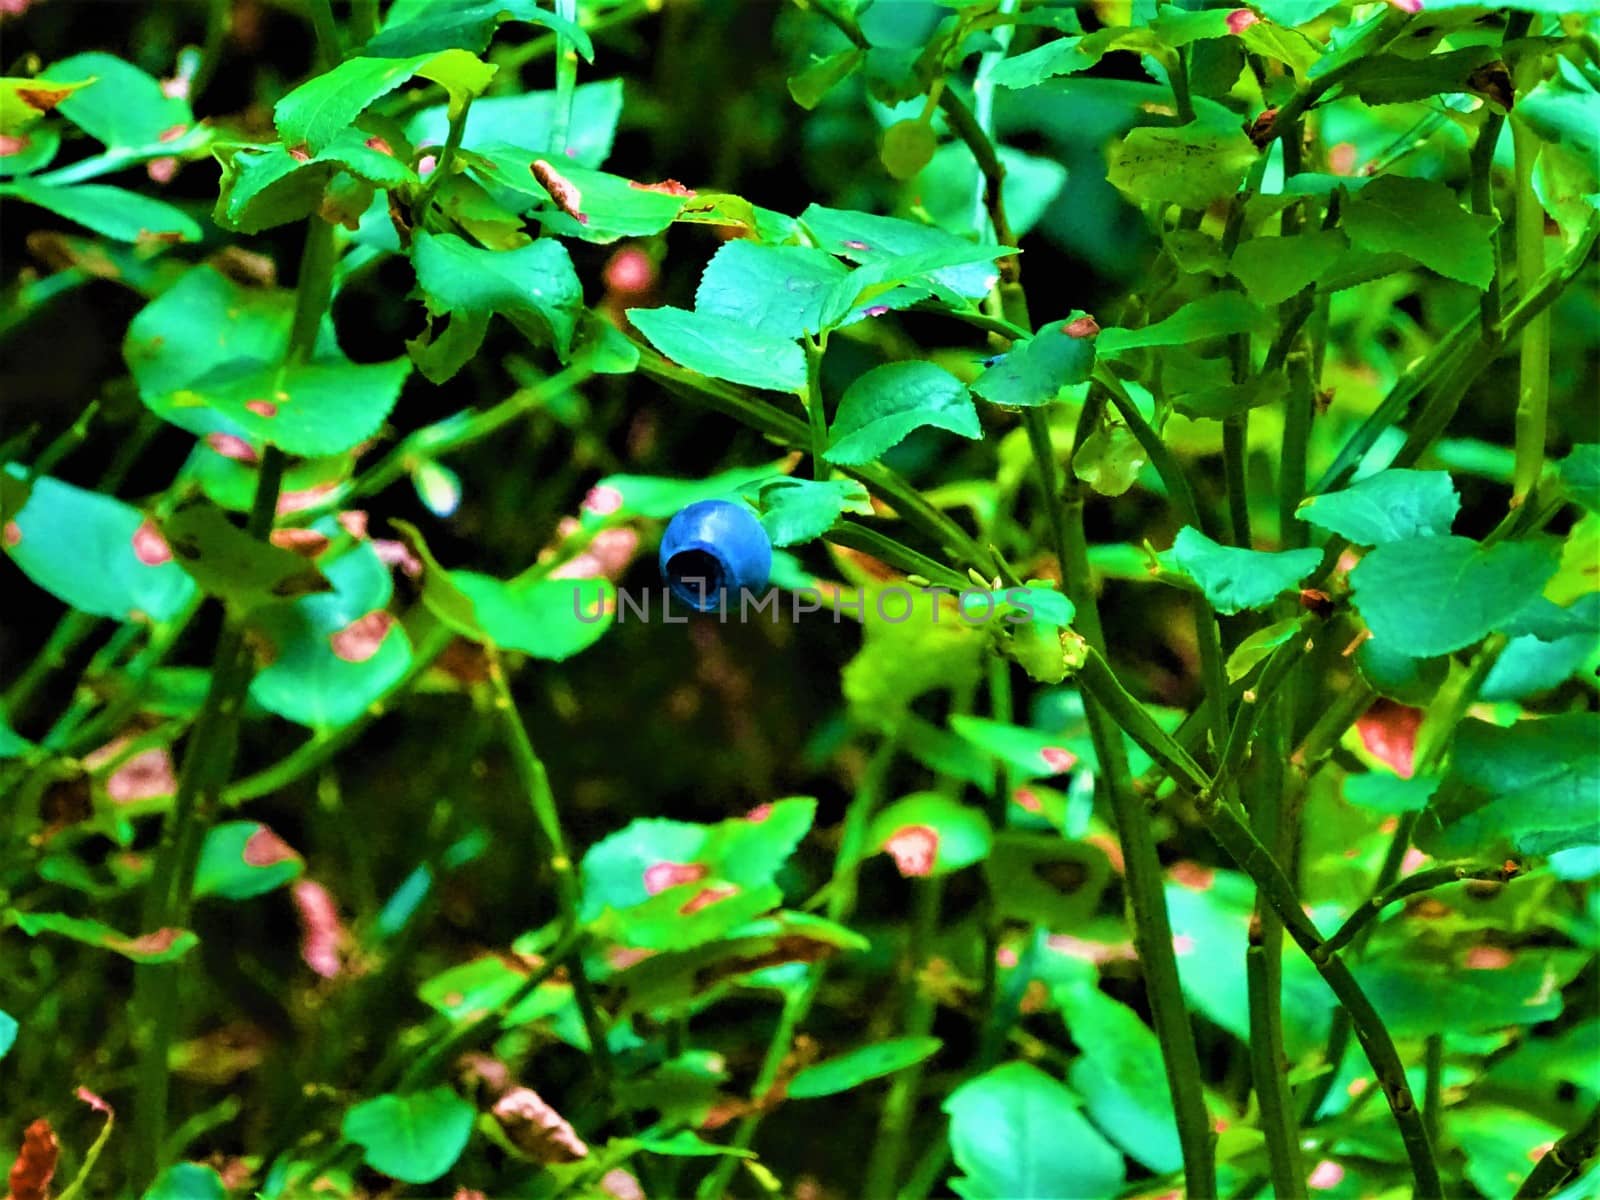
[944,1062,1125,1200]
[1298,468,1460,545]
[275,51,493,154]
[628,306,806,393]
[214,132,415,235]
[408,78,622,167]
[881,118,937,180]
[1356,943,1588,1039]
[1230,230,1348,306]
[1107,121,1257,210]
[161,500,331,614]
[46,52,191,150]
[583,463,782,521]
[4,472,196,622]
[869,793,992,877]
[1097,292,1267,358]
[788,1037,942,1099]
[788,47,864,110]
[475,153,689,241]
[1338,46,1502,108]
[1343,175,1498,290]
[1056,984,1182,1174]
[411,231,582,375]
[1559,444,1600,512]
[341,1088,475,1185]
[141,1163,227,1200]
[973,320,1096,408]
[914,144,1066,240]
[0,74,94,136]
[1355,636,1450,705]
[1349,536,1559,657]
[1482,598,1600,701]
[11,911,198,963]
[694,240,849,340]
[991,37,1096,90]
[800,203,1001,299]
[0,125,61,177]
[1072,421,1146,497]
[368,0,593,59]
[1226,618,1300,683]
[741,476,872,547]
[983,834,1110,928]
[193,821,304,901]
[816,244,1013,331]
[148,358,411,458]
[451,572,615,659]
[126,266,299,393]
[0,178,200,244]
[249,538,412,730]
[1163,526,1322,615]
[1418,714,1600,859]
[1344,772,1440,814]
[824,362,980,466]
[0,711,27,760]
[949,714,1093,782]
[580,798,816,920]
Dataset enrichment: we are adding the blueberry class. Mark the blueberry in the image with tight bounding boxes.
[659,499,773,612]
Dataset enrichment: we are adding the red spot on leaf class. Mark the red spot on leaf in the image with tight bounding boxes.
[582,484,624,515]
[1226,8,1260,34]
[629,177,695,197]
[843,239,869,251]
[292,879,346,978]
[205,432,259,464]
[1171,861,1215,891]
[288,144,312,163]
[1173,934,1197,955]
[1014,788,1042,812]
[1388,0,1423,12]
[328,610,393,663]
[885,824,939,877]
[107,747,177,803]
[1308,1160,1345,1190]
[270,527,330,557]
[533,158,588,223]
[995,945,1019,968]
[337,510,369,539]
[679,884,737,915]
[3,520,19,548]
[1528,1141,1555,1163]
[243,824,298,867]
[864,305,891,317]
[493,1087,589,1162]
[371,537,422,578]
[643,861,708,895]
[132,519,174,565]
[1328,142,1359,176]
[147,156,178,184]
[1040,746,1077,773]
[5,1118,57,1200]
[0,133,31,155]
[14,85,73,114]
[245,398,278,417]
[745,803,773,822]
[608,945,655,971]
[158,123,187,143]
[1356,699,1422,778]
[365,136,394,156]
[1465,945,1515,970]
[116,927,186,957]
[601,1169,646,1200]
[1063,315,1100,338]
[277,482,339,513]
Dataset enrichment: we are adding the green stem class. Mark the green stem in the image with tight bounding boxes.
[1510,104,1551,508]
[1027,407,1217,1196]
[1200,803,1443,1196]
[864,876,943,1199]
[350,0,380,43]
[1223,413,1252,548]
[413,100,470,221]
[1514,1104,1600,1199]
[1423,1033,1444,1148]
[551,0,580,155]
[827,522,968,590]
[804,334,830,479]
[307,0,342,68]
[485,649,614,1087]
[695,738,896,1199]
[1317,863,1520,960]
[1279,353,1314,549]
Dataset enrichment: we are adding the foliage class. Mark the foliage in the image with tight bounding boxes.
[1,1,1598,1199]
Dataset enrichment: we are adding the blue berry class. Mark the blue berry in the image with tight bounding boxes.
[658,499,773,612]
